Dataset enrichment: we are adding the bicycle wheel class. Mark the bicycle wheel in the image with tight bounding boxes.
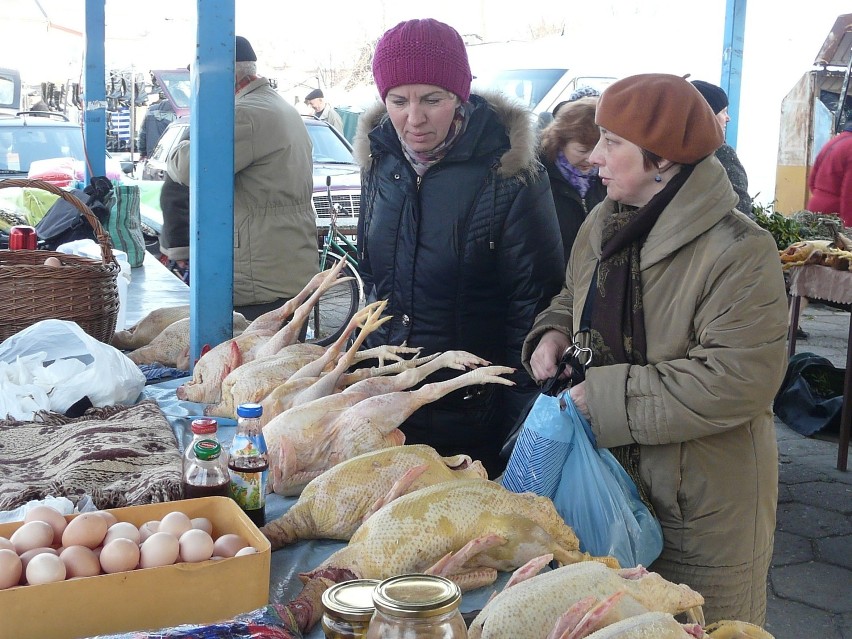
[310,251,362,347]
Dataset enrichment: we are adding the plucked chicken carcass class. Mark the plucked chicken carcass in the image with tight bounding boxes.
[260,444,487,549]
[176,259,348,404]
[569,611,706,638]
[111,305,193,350]
[467,562,704,639]
[264,365,515,495]
[127,316,250,369]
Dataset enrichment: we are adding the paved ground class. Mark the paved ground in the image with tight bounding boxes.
[765,302,852,639]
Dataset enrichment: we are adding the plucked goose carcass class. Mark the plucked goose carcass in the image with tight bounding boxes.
[260,444,487,549]
[263,365,515,496]
[467,562,705,639]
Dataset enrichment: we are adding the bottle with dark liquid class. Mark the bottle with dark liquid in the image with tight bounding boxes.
[183,439,231,499]
[228,403,269,527]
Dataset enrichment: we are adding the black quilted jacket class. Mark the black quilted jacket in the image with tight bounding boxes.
[353,92,565,476]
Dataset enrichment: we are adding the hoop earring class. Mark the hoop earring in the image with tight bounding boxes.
[654,174,662,183]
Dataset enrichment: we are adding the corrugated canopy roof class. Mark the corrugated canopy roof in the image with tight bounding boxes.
[814,13,852,67]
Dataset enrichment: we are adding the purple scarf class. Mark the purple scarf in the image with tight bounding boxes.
[400,102,470,176]
[556,150,597,198]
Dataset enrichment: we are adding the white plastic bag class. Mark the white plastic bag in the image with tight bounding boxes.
[0,319,146,420]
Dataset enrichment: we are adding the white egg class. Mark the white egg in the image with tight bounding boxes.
[24,505,68,541]
[103,522,141,545]
[0,537,15,552]
[0,549,22,589]
[26,553,66,585]
[178,529,214,563]
[139,520,160,542]
[234,546,258,557]
[10,521,54,554]
[158,511,192,538]
[190,517,213,535]
[139,532,180,569]
[99,538,141,574]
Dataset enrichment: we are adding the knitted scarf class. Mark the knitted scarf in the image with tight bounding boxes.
[400,102,470,176]
[556,150,597,198]
[586,165,694,510]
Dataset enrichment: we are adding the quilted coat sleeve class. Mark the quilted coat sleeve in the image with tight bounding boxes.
[498,169,565,409]
[587,228,789,449]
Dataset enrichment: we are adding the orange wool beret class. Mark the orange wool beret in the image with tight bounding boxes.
[595,73,724,164]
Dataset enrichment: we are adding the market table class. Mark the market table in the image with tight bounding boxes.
[124,252,190,330]
[786,264,852,471]
[141,379,511,638]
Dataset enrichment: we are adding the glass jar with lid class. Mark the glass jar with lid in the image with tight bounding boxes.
[366,574,467,639]
[321,579,379,639]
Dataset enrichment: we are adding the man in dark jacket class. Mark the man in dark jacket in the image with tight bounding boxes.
[354,18,565,477]
[137,92,176,158]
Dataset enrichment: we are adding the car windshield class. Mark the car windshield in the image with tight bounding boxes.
[472,69,566,110]
[306,124,355,164]
[0,124,85,174]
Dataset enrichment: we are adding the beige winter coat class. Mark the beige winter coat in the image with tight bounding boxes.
[523,155,788,625]
[169,77,318,305]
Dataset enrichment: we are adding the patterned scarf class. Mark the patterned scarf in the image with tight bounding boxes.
[556,150,597,198]
[400,102,470,177]
[586,165,694,512]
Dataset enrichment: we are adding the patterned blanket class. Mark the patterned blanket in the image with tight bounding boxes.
[0,400,183,511]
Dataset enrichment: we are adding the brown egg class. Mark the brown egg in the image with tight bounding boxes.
[62,513,108,549]
[26,553,66,585]
[178,529,214,563]
[94,510,119,527]
[0,549,22,590]
[99,538,141,574]
[24,505,68,542]
[43,256,62,267]
[59,545,101,578]
[139,532,179,569]
[10,521,54,554]
[212,533,248,558]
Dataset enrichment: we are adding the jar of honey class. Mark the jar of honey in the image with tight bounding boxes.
[321,579,379,639]
[366,574,467,639]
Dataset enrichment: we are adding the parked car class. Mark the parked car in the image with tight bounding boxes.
[0,111,128,182]
[140,115,360,236]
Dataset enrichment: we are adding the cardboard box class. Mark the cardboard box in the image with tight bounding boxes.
[0,496,271,639]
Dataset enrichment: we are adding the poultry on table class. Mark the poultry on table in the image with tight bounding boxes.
[467,562,705,639]
[260,444,487,548]
[176,259,348,404]
[263,366,515,496]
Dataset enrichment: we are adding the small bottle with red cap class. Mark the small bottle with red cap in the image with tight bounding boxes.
[182,418,227,490]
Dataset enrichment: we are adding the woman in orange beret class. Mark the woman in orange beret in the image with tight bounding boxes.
[523,74,789,626]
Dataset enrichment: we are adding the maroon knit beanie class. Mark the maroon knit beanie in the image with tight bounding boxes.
[596,73,724,165]
[372,18,472,102]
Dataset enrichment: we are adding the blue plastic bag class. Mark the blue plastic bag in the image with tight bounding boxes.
[501,393,575,498]
[502,391,663,568]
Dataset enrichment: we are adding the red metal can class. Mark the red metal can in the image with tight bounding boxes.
[8,225,37,250]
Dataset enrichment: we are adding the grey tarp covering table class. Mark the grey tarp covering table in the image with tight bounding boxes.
[141,379,512,638]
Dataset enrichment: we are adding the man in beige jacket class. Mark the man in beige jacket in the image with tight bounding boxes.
[168,36,318,320]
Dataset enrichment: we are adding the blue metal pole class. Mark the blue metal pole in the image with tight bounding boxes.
[189,1,236,367]
[720,0,747,149]
[83,0,106,181]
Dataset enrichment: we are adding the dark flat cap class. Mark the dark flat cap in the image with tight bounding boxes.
[305,88,324,101]
[235,36,257,62]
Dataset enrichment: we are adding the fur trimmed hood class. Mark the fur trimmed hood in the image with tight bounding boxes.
[353,90,541,181]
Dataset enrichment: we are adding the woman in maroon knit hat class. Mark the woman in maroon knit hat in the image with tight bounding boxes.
[523,73,789,626]
[353,18,565,478]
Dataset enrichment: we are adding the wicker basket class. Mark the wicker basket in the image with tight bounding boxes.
[0,178,121,343]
